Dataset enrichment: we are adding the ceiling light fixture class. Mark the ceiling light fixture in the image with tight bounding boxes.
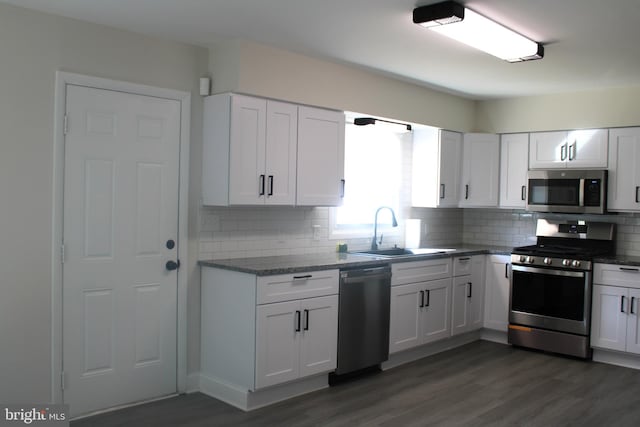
[353,117,412,132]
[413,1,544,62]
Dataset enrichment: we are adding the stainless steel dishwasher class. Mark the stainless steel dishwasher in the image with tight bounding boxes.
[331,265,392,381]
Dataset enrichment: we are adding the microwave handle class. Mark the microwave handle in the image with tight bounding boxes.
[579,178,585,207]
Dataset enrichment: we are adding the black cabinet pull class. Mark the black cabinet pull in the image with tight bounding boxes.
[505,263,509,279]
[293,274,312,280]
[303,309,309,330]
[268,175,274,196]
[294,310,301,332]
[632,297,636,315]
[621,296,626,313]
[419,290,425,308]
[620,267,639,272]
[568,142,576,161]
[636,186,639,203]
[560,143,568,161]
[467,282,473,298]
[465,184,469,200]
[521,185,527,201]
[425,289,430,307]
[340,179,346,198]
[440,184,445,199]
[259,174,265,196]
[458,257,471,261]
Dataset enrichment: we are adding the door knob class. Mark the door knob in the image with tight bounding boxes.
[166,260,180,271]
[166,239,175,249]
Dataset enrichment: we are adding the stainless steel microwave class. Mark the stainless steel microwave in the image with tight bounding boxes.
[526,169,607,214]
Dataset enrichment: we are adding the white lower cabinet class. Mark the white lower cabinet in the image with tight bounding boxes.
[483,255,511,332]
[591,264,640,355]
[451,256,485,336]
[255,295,338,389]
[389,259,452,354]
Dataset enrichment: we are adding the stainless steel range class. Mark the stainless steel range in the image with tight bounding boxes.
[508,219,616,359]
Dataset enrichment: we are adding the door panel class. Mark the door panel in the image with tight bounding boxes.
[626,288,640,354]
[265,101,297,205]
[389,283,421,353]
[591,285,627,352]
[299,295,338,377]
[63,85,180,416]
[420,279,451,344]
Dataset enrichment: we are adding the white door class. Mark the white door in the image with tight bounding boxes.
[229,95,267,205]
[459,133,499,207]
[591,285,627,352]
[483,255,511,332]
[265,101,297,205]
[63,85,180,416]
[567,129,608,168]
[468,256,486,330]
[439,130,462,207]
[608,128,640,211]
[499,133,529,208]
[296,106,345,206]
[255,300,300,389]
[420,278,451,344]
[298,295,338,377]
[626,288,640,354]
[451,276,471,335]
[529,131,567,169]
[389,283,422,353]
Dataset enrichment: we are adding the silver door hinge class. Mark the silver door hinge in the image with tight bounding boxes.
[61,371,66,390]
[63,114,68,135]
[61,244,65,264]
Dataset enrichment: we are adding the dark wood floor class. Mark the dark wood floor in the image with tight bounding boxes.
[72,341,640,426]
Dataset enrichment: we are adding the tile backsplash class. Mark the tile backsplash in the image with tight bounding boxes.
[199,205,640,260]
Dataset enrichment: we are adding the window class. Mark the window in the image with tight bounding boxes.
[331,122,407,237]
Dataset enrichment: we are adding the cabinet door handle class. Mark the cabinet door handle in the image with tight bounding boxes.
[440,184,445,199]
[505,264,509,279]
[425,289,430,307]
[636,186,639,203]
[268,175,274,196]
[293,274,313,280]
[560,143,568,161]
[303,309,309,330]
[632,297,636,315]
[465,184,469,200]
[467,282,473,298]
[419,290,425,308]
[340,179,346,198]
[620,267,639,272]
[458,257,471,261]
[259,174,265,196]
[521,185,527,201]
[568,142,577,161]
[295,310,301,332]
[621,296,626,313]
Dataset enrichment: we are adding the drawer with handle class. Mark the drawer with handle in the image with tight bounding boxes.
[257,269,339,304]
[594,263,640,289]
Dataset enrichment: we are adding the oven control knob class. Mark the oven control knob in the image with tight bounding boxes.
[543,257,552,265]
[519,255,527,263]
[562,259,571,266]
[572,260,581,268]
[526,256,534,264]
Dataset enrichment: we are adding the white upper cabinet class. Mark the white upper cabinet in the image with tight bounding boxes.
[608,127,640,211]
[202,94,344,207]
[412,128,462,208]
[529,129,608,169]
[296,106,345,206]
[459,133,500,207]
[499,133,529,209]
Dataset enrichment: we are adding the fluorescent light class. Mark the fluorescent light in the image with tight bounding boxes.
[413,1,543,62]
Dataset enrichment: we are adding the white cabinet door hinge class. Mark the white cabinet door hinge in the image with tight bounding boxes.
[63,114,68,135]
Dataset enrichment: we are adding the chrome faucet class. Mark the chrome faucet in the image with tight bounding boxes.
[371,206,398,251]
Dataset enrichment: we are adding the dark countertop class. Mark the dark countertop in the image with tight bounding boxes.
[198,244,513,276]
[594,255,640,267]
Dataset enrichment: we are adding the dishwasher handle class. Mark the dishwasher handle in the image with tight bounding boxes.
[340,266,391,283]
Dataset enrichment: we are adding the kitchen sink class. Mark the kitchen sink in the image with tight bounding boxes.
[353,248,457,257]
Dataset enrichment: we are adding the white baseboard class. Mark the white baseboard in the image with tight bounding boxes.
[186,373,201,393]
[199,373,328,411]
[593,349,640,370]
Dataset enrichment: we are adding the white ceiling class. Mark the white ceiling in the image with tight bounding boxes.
[5,0,640,99]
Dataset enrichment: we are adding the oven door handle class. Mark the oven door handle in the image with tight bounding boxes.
[511,264,586,278]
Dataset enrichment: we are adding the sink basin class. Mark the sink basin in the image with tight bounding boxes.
[353,248,457,257]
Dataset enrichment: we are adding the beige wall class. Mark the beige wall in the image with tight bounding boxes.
[209,40,477,132]
[0,3,207,403]
[476,86,640,133]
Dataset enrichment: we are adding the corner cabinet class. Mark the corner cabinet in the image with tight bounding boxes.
[202,93,345,207]
[412,129,462,208]
[607,127,640,211]
[451,255,485,335]
[459,133,500,207]
[296,106,345,206]
[483,255,511,332]
[200,267,339,396]
[499,133,529,209]
[529,129,608,169]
